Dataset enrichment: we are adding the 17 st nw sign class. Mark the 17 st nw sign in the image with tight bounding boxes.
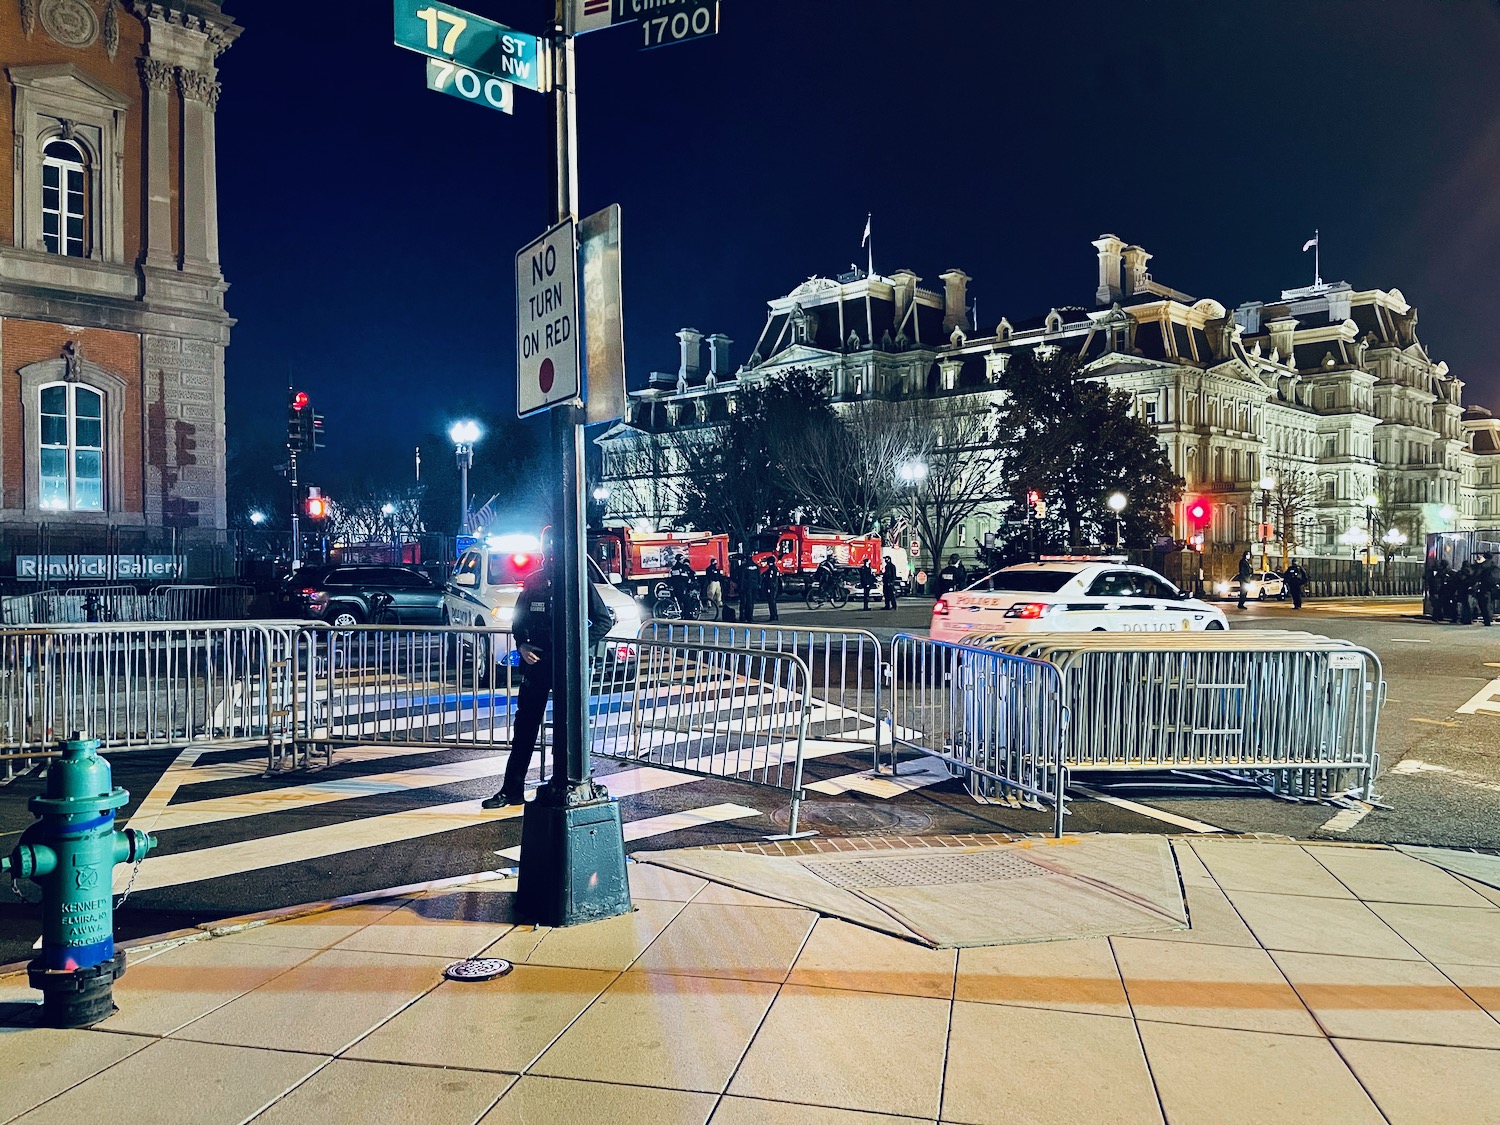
[516,221,580,417]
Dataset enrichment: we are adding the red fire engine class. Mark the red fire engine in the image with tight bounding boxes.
[751,526,883,591]
[588,528,730,597]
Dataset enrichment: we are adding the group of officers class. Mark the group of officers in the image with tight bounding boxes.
[1426,554,1499,626]
[666,551,902,623]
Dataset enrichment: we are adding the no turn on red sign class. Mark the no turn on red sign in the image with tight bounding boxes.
[516,220,580,417]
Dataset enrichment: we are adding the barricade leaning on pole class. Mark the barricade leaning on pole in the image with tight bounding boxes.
[888,633,1069,835]
[598,636,814,837]
[639,620,886,773]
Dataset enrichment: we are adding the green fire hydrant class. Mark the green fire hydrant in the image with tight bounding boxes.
[1,734,155,1027]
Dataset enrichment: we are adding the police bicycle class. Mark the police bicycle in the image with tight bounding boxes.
[805,566,850,610]
[651,579,721,621]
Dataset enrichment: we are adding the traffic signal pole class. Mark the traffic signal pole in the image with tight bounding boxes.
[514,8,631,927]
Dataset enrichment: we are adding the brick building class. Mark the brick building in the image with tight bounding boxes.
[0,0,238,581]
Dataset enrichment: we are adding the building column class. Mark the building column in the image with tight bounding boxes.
[176,67,221,274]
[138,57,175,269]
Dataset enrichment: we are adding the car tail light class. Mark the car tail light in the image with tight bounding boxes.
[1004,602,1048,620]
[933,598,950,617]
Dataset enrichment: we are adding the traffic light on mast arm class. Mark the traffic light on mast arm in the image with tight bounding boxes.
[305,486,328,521]
[286,390,308,451]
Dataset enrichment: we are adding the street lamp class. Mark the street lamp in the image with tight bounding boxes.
[898,460,928,580]
[1440,504,1457,531]
[1362,494,1378,571]
[449,420,482,535]
[591,485,610,502]
[1258,476,1276,570]
[382,502,397,549]
[1106,491,1127,550]
[249,510,265,526]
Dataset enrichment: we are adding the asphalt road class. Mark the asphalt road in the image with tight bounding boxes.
[1,595,1495,966]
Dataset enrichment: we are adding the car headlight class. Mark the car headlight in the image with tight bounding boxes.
[491,605,514,623]
[1214,582,1229,594]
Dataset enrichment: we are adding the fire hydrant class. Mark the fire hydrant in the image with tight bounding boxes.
[1,734,155,1027]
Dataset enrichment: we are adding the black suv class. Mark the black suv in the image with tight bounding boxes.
[283,565,446,626]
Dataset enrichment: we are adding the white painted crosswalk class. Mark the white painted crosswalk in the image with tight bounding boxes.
[1456,677,1500,717]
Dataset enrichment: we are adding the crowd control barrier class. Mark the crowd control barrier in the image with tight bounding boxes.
[640,621,885,772]
[888,633,1069,834]
[973,631,1384,801]
[1,584,254,626]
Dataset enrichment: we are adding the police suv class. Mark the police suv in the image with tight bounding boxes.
[444,535,643,671]
[931,559,1228,643]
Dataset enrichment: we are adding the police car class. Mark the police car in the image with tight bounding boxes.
[931,558,1228,642]
[444,535,642,672]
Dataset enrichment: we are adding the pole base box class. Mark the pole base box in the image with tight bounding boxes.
[515,791,632,927]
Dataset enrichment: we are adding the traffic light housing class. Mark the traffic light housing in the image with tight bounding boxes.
[1185,497,1211,530]
[308,411,326,450]
[287,390,308,450]
[305,487,328,521]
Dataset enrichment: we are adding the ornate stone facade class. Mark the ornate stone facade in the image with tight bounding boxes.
[0,0,240,553]
[599,236,1500,558]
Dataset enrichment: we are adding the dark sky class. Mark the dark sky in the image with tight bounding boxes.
[216,0,1500,515]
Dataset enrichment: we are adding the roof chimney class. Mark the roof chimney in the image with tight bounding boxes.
[939,269,971,333]
[1092,234,1124,305]
[677,327,703,382]
[889,269,919,336]
[1121,245,1152,297]
[706,333,732,381]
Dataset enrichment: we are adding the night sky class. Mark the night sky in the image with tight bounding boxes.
[215,0,1500,522]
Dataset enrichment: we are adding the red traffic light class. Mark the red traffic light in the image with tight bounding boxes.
[1185,498,1210,527]
[305,496,328,520]
[1027,490,1041,505]
[292,391,309,411]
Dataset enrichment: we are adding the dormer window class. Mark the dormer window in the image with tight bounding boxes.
[42,138,88,257]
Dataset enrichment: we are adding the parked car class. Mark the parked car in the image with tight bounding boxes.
[932,561,1228,641]
[282,565,447,626]
[1214,571,1286,601]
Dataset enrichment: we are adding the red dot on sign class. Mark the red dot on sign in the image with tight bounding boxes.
[539,357,555,394]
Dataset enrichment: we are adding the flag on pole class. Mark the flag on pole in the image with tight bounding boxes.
[1301,234,1318,252]
[861,214,871,248]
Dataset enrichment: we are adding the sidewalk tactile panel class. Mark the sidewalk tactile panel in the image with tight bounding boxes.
[809,850,1050,890]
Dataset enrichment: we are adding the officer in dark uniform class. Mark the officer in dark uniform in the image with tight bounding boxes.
[938,555,960,597]
[1432,560,1453,621]
[882,557,898,610]
[857,559,875,610]
[737,554,759,624]
[1476,553,1498,627]
[762,558,781,622]
[482,563,612,809]
[1284,559,1308,611]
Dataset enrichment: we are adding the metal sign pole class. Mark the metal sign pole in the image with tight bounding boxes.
[515,5,631,927]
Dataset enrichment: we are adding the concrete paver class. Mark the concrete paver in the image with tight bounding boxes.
[5,834,1500,1124]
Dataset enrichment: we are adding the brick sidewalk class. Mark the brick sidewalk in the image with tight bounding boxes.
[4,836,1499,1124]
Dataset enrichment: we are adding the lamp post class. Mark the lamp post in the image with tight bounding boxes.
[1382,526,1406,574]
[1106,491,1126,550]
[249,510,265,526]
[1258,475,1276,571]
[1440,504,1457,531]
[898,459,928,584]
[382,502,397,552]
[449,421,481,536]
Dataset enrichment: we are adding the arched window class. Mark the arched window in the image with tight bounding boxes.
[42,139,88,257]
[39,383,104,511]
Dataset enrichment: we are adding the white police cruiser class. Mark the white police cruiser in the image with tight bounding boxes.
[931,558,1228,643]
[444,534,642,672]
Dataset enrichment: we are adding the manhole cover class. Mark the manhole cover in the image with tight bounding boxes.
[770,800,932,836]
[443,958,513,982]
[809,851,1050,890]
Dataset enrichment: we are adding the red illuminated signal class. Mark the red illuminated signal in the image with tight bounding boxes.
[1185,498,1210,528]
[305,495,328,520]
[292,391,309,411]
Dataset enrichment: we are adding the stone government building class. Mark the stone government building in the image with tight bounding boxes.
[0,0,238,583]
[598,233,1500,561]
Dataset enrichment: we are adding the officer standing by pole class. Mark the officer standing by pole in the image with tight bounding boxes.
[1284,558,1308,611]
[484,552,613,809]
[882,555,898,610]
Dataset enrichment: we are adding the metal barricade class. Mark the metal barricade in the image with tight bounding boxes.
[888,633,1069,834]
[972,631,1383,801]
[150,584,254,622]
[0,622,285,781]
[596,636,813,835]
[639,620,886,772]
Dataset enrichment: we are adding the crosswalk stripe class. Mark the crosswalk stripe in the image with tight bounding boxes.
[1069,785,1223,833]
[806,756,951,799]
[494,802,762,861]
[1456,677,1500,717]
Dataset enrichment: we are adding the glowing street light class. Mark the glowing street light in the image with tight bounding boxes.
[1106,491,1127,549]
[449,421,482,535]
[249,510,265,526]
[592,485,610,502]
[1439,504,1457,531]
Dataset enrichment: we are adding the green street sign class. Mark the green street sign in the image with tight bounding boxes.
[425,58,513,114]
[393,1,549,92]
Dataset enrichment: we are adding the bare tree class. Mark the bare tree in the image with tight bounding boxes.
[907,399,999,567]
[779,400,921,534]
[1265,459,1320,567]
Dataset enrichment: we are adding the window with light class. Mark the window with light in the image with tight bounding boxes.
[42,139,87,257]
[39,383,104,511]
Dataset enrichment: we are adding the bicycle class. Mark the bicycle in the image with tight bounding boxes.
[652,580,721,621]
[367,591,399,625]
[805,569,850,610]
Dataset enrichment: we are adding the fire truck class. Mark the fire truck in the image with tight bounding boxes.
[588,528,730,597]
[752,526,884,592]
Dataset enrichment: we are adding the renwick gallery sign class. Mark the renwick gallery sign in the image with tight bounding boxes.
[15,555,184,582]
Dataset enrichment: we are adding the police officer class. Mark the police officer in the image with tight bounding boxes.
[482,561,613,809]
[938,555,960,597]
[737,554,759,624]
[857,559,875,610]
[668,552,695,614]
[1432,560,1453,621]
[882,556,898,610]
[762,558,781,622]
[1284,559,1308,611]
[1453,562,1476,624]
[1476,553,1498,627]
[1236,551,1254,610]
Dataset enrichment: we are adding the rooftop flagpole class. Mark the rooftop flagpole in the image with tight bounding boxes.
[1303,229,1321,287]
[862,212,873,279]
